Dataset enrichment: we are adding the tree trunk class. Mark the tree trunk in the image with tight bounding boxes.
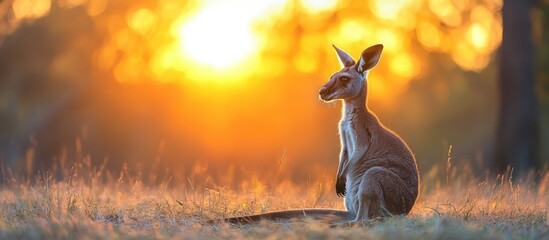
[495,0,539,176]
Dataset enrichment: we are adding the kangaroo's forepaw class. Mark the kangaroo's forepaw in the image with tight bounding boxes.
[335,180,346,197]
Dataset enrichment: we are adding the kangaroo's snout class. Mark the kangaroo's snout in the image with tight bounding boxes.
[319,86,328,96]
[319,85,334,101]
[319,79,336,101]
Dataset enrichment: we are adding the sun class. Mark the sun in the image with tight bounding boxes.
[164,0,289,82]
[174,3,258,70]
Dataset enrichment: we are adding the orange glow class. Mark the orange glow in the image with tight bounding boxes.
[468,23,488,50]
[301,0,338,14]
[428,0,462,27]
[113,28,133,51]
[114,55,147,83]
[93,45,117,71]
[293,50,318,73]
[58,0,86,8]
[127,8,157,35]
[452,42,490,71]
[370,0,414,20]
[417,22,441,49]
[339,20,367,43]
[12,0,51,20]
[86,0,108,16]
[376,29,401,53]
[391,53,418,78]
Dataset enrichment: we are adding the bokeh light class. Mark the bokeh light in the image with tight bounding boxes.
[0,0,509,181]
[12,0,51,20]
[2,0,505,89]
[3,0,504,83]
[301,0,339,14]
[127,8,156,35]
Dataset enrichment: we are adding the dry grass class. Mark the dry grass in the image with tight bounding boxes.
[0,160,548,240]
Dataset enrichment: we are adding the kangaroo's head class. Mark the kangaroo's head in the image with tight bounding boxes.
[319,44,383,102]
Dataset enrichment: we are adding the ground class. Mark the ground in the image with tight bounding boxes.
[0,163,547,239]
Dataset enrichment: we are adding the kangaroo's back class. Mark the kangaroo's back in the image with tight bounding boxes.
[357,118,419,214]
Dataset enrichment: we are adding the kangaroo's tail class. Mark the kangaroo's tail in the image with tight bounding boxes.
[208,208,355,224]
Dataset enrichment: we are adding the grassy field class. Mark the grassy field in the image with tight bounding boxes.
[0,161,548,240]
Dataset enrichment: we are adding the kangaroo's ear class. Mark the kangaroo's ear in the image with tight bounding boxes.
[332,44,355,68]
[356,44,383,73]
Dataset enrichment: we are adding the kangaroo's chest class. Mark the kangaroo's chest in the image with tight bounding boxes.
[340,121,358,157]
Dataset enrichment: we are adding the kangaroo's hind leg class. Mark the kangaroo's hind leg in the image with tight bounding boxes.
[352,167,383,222]
[352,193,371,222]
[353,166,407,222]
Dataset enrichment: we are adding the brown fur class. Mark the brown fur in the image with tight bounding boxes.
[210,44,419,224]
[320,44,419,221]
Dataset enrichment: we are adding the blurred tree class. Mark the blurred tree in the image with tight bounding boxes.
[533,0,549,168]
[494,0,539,176]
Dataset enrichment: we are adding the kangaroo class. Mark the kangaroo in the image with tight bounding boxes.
[211,44,419,224]
[319,44,419,221]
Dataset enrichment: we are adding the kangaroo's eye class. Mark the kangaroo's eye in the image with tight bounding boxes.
[339,77,350,82]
